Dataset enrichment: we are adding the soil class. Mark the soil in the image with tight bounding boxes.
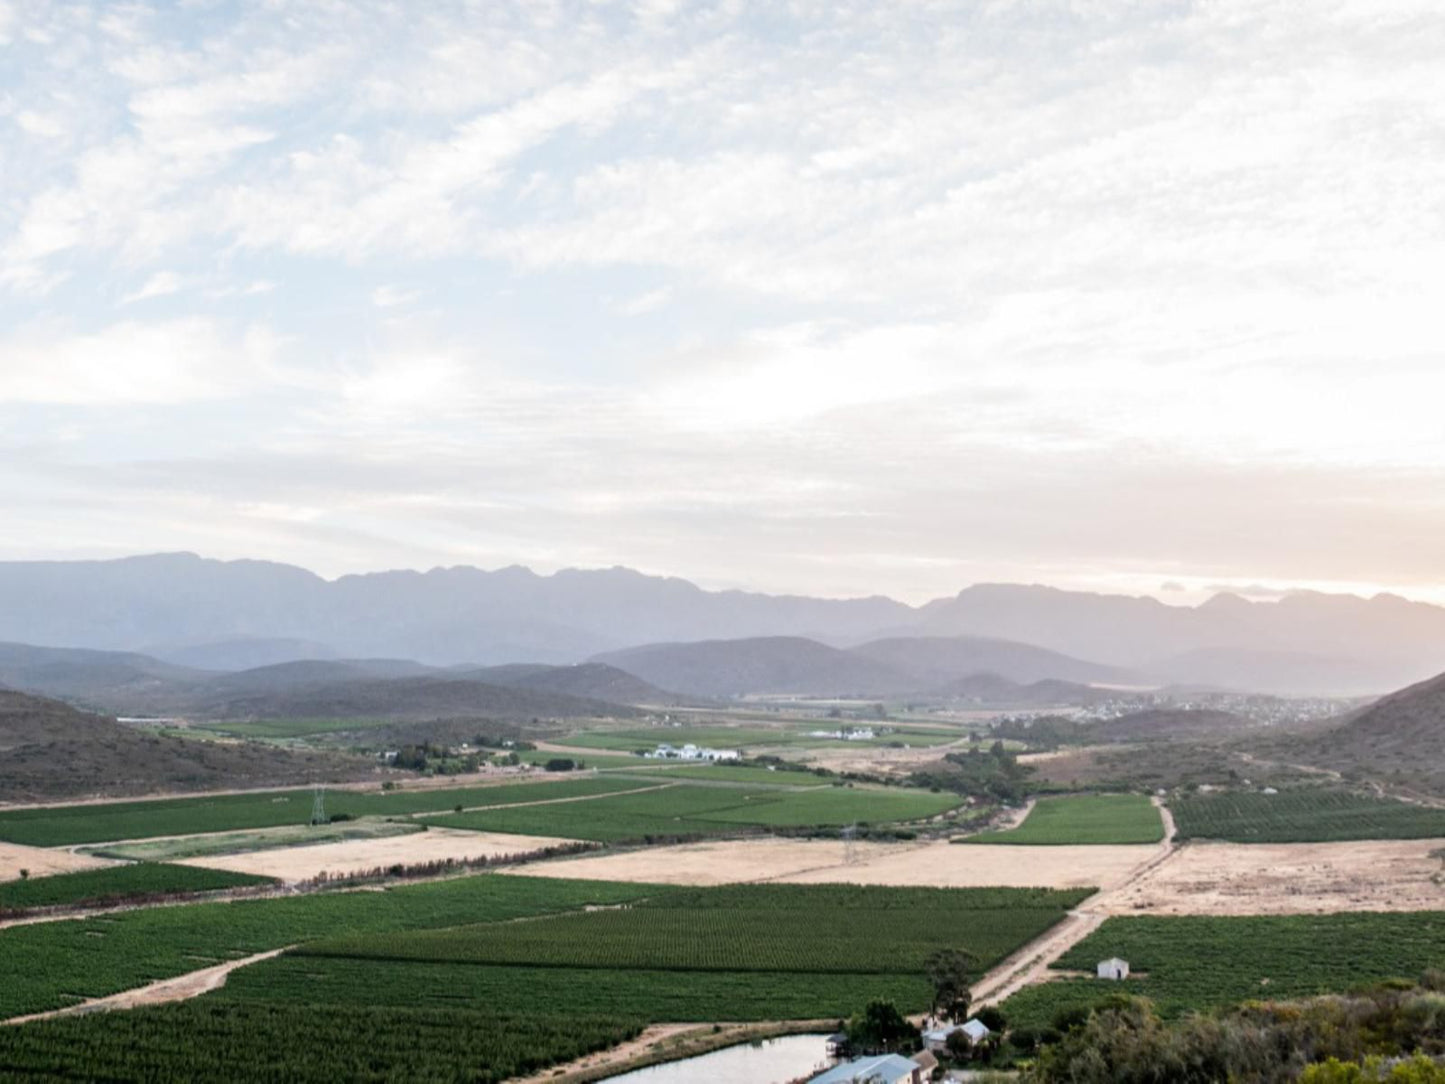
[1106,838,1445,916]
[177,827,576,882]
[0,842,119,882]
[501,836,1159,890]
[3,947,293,1026]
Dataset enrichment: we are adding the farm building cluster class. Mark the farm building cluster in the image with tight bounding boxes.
[643,743,740,761]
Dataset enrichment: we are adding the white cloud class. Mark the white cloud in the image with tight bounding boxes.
[2,1,1445,601]
[0,318,282,405]
[371,285,420,308]
[120,270,184,305]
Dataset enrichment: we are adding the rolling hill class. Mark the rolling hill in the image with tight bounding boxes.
[1084,708,1256,743]
[1281,669,1445,790]
[931,673,1114,707]
[849,635,1130,686]
[0,689,369,801]
[592,637,916,698]
[206,675,640,723]
[465,662,688,706]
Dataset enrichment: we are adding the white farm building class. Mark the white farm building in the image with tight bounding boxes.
[1097,957,1130,980]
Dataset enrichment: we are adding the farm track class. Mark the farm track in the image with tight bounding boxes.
[971,796,1182,1007]
[2,946,295,1026]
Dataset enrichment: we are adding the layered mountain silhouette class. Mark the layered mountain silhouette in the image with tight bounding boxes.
[2,553,1442,694]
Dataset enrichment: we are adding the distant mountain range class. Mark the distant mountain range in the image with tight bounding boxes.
[2,552,1443,694]
[0,642,663,721]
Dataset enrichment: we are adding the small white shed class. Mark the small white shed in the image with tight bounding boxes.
[1097,957,1130,980]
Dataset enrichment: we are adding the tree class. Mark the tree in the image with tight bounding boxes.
[845,999,919,1054]
[926,948,974,1022]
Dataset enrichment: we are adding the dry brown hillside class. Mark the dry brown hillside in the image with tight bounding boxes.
[0,688,371,802]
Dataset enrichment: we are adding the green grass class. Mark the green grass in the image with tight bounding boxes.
[0,863,271,911]
[421,783,783,841]
[1170,788,1445,843]
[0,1000,642,1084]
[302,884,1090,976]
[423,782,960,841]
[0,776,649,847]
[963,794,1164,845]
[85,819,424,862]
[0,874,657,1020]
[626,765,832,787]
[696,785,960,827]
[192,717,397,739]
[999,911,1445,1030]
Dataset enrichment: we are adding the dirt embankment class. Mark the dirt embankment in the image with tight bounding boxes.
[0,842,119,883]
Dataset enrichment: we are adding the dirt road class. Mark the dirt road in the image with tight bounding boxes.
[3,946,294,1026]
[971,795,1181,1007]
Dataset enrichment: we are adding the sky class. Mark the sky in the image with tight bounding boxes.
[1,0,1443,605]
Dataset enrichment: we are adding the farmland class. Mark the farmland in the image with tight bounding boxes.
[999,911,1445,1029]
[193,716,396,740]
[0,1000,641,1084]
[965,794,1165,845]
[422,782,961,841]
[87,819,424,862]
[0,775,647,847]
[1170,787,1445,843]
[0,873,654,1020]
[219,955,931,1022]
[564,724,961,752]
[625,764,831,786]
[302,884,1092,976]
[0,863,271,912]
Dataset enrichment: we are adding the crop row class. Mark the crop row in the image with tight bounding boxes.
[300,884,1087,976]
[425,782,961,840]
[0,873,655,1020]
[0,1000,640,1084]
[1169,788,1445,843]
[0,775,647,847]
[219,954,934,1022]
[965,794,1165,846]
[1000,911,1445,1029]
[0,862,271,912]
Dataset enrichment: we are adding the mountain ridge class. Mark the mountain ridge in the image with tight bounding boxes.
[2,553,1443,694]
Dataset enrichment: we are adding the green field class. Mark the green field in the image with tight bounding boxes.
[0,1000,640,1084]
[302,884,1090,976]
[0,863,271,912]
[625,764,831,787]
[999,911,1445,1029]
[85,819,424,862]
[0,776,649,847]
[0,879,1086,1077]
[0,874,655,1020]
[218,955,929,1022]
[1170,788,1445,843]
[963,794,1165,845]
[193,717,396,740]
[423,782,960,841]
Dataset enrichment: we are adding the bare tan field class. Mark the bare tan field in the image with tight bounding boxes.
[178,827,577,882]
[0,841,118,882]
[1105,839,1445,915]
[502,837,1158,889]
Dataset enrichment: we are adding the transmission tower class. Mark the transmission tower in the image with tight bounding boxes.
[310,785,328,826]
[842,820,860,866]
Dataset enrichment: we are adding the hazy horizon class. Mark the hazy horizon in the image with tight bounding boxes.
[4,2,1443,606]
[1,548,1442,613]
